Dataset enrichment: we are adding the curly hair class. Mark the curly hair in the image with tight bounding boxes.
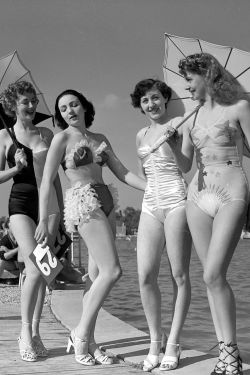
[0,81,37,118]
[130,78,172,113]
[54,89,95,130]
[178,53,247,105]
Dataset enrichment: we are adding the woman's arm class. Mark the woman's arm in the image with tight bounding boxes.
[0,131,25,183]
[34,133,66,245]
[104,136,146,191]
[41,126,65,226]
[167,121,194,173]
[53,173,65,226]
[237,99,250,148]
[3,247,18,260]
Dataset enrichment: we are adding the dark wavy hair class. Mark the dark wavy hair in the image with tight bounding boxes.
[130,78,172,113]
[179,53,246,105]
[54,89,95,129]
[0,81,37,118]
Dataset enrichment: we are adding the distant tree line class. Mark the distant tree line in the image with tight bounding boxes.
[116,207,141,235]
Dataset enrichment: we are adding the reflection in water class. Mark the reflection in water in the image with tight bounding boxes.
[80,237,250,359]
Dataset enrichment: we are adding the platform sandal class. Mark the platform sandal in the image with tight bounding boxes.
[159,343,181,371]
[224,343,243,375]
[66,331,95,366]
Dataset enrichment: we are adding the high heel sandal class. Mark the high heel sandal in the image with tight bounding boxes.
[224,343,243,375]
[143,340,161,372]
[32,319,49,357]
[89,342,114,365]
[33,335,49,357]
[159,343,181,371]
[66,331,95,366]
[18,336,37,362]
[18,321,37,362]
[210,341,226,375]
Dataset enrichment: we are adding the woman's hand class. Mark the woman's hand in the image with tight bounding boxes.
[164,125,177,141]
[15,148,27,169]
[34,220,49,248]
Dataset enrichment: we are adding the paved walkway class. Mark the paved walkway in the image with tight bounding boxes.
[1,285,250,374]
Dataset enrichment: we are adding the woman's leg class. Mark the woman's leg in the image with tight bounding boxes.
[163,206,192,357]
[83,208,116,363]
[186,202,223,340]
[137,212,165,357]
[9,215,42,344]
[74,209,121,348]
[32,213,60,338]
[187,201,246,373]
[32,213,60,358]
[202,201,246,344]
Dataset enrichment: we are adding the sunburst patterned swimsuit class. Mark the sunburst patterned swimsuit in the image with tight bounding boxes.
[137,127,187,223]
[62,137,118,233]
[188,107,249,217]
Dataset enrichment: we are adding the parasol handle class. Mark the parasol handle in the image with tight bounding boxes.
[174,102,204,130]
[0,113,27,166]
[0,113,19,148]
[148,102,204,154]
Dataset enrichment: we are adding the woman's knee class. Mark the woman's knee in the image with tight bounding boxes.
[103,264,122,284]
[138,269,157,287]
[203,270,224,289]
[171,270,190,287]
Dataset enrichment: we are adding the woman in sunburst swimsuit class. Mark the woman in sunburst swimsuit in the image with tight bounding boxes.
[0,81,62,362]
[166,53,250,375]
[130,78,192,372]
[35,89,145,367]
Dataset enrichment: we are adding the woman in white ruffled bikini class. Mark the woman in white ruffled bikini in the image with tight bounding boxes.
[35,89,145,367]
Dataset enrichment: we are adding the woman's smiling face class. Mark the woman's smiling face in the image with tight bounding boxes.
[140,89,168,121]
[15,91,39,122]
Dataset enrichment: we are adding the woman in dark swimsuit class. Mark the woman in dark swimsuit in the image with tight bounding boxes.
[35,89,146,367]
[0,81,63,362]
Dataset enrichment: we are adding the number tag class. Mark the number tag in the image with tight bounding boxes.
[30,244,63,285]
[54,226,72,259]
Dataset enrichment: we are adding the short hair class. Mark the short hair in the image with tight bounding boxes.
[179,53,246,105]
[0,81,37,117]
[130,78,172,113]
[54,89,95,129]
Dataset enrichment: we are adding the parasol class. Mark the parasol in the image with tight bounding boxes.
[163,33,250,118]
[0,50,52,131]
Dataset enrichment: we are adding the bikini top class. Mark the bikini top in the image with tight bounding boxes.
[61,138,109,171]
[190,106,243,166]
[6,128,49,186]
[190,107,241,149]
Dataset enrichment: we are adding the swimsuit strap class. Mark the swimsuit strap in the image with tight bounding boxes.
[189,107,200,147]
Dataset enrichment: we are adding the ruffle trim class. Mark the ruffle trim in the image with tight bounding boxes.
[65,138,108,169]
[64,182,101,233]
[64,182,119,233]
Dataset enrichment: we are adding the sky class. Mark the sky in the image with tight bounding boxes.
[1,0,250,216]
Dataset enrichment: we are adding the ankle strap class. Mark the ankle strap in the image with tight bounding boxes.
[22,321,31,325]
[151,340,161,343]
[167,342,180,347]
